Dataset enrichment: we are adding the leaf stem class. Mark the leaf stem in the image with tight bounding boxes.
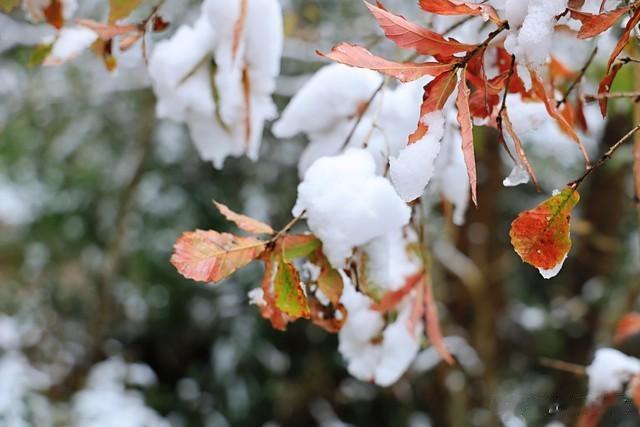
[569,123,640,189]
[556,46,598,108]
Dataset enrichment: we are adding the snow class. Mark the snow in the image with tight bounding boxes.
[43,27,98,66]
[72,357,169,427]
[247,288,266,306]
[586,348,640,403]
[503,0,568,70]
[363,228,420,292]
[293,148,411,268]
[273,64,382,138]
[390,111,445,202]
[338,274,421,386]
[503,164,530,187]
[148,0,283,168]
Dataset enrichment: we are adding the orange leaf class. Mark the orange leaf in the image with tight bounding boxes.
[274,255,310,319]
[371,271,422,312]
[606,8,640,73]
[501,110,539,189]
[311,250,344,306]
[569,6,630,39]
[425,275,454,365]
[613,312,640,344]
[418,0,502,25]
[597,62,622,117]
[510,187,580,272]
[318,43,455,82]
[43,0,63,29]
[364,1,474,59]
[456,69,478,206]
[77,19,141,41]
[576,395,616,427]
[171,230,266,283]
[409,69,458,142]
[628,374,640,408]
[308,297,347,333]
[530,69,590,164]
[213,200,274,235]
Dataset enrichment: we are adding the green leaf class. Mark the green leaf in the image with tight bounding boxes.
[274,255,310,318]
[108,0,143,22]
[28,43,53,67]
[281,234,321,261]
[0,0,20,13]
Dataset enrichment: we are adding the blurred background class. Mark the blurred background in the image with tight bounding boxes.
[2,0,640,426]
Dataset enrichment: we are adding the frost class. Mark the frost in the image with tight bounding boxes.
[293,148,411,268]
[586,348,640,403]
[43,27,97,65]
[503,164,530,187]
[538,254,566,279]
[390,111,445,202]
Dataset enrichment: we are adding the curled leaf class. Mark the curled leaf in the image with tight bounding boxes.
[281,234,322,261]
[606,8,640,73]
[171,230,266,283]
[455,69,477,206]
[569,6,630,39]
[510,188,580,278]
[418,0,502,25]
[213,200,274,235]
[597,62,622,117]
[425,275,454,365]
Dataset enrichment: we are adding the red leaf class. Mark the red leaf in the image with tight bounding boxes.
[456,70,478,206]
[43,0,63,29]
[510,187,580,272]
[597,62,622,117]
[418,0,502,26]
[364,1,474,58]
[308,297,347,333]
[500,110,539,188]
[371,271,423,313]
[213,200,274,235]
[628,374,640,408]
[613,313,640,344]
[576,395,616,427]
[530,69,590,164]
[318,43,455,82]
[409,69,458,143]
[151,16,170,32]
[569,6,630,39]
[606,8,640,73]
[425,275,454,365]
[171,230,265,283]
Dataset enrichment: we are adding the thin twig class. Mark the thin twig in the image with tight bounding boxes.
[557,46,598,108]
[569,123,640,188]
[540,357,587,376]
[583,91,640,101]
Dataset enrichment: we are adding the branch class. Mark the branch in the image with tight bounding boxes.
[557,46,598,108]
[569,123,640,188]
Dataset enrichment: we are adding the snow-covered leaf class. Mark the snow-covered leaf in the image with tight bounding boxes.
[409,69,457,143]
